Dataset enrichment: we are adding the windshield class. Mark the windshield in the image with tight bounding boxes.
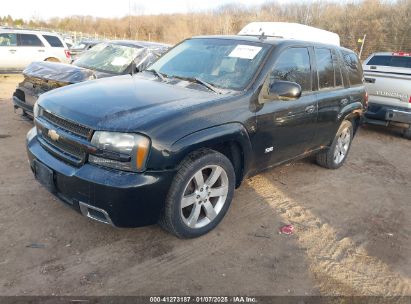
[74,43,140,74]
[71,42,87,50]
[149,38,270,90]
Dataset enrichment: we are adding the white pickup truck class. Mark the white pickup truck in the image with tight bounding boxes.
[363,52,411,139]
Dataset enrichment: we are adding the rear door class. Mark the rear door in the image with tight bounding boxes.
[312,47,350,146]
[0,33,18,71]
[16,33,46,69]
[253,46,318,170]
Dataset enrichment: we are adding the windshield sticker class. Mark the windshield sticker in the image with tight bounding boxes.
[229,45,262,59]
[111,57,129,66]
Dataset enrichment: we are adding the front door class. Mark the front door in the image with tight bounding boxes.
[252,47,318,171]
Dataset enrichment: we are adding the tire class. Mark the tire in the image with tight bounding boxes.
[316,120,353,169]
[45,57,60,62]
[403,126,411,140]
[159,149,235,238]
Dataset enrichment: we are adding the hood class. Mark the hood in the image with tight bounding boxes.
[23,61,112,84]
[38,74,223,132]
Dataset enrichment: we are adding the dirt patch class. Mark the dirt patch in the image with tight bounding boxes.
[0,76,409,296]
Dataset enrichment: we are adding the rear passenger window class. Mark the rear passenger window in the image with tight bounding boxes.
[315,48,334,89]
[0,33,17,46]
[18,34,44,47]
[270,47,312,92]
[43,35,64,47]
[342,51,363,85]
[366,55,411,68]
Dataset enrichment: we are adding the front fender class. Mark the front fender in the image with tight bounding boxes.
[149,123,253,174]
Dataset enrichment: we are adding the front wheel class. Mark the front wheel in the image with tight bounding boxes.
[316,120,353,169]
[159,149,235,238]
[403,126,411,140]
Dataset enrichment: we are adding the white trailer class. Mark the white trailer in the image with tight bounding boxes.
[238,22,340,46]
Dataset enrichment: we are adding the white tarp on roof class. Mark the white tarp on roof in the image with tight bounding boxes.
[238,22,340,46]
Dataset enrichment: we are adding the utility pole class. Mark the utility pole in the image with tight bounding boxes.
[358,34,367,59]
[128,0,132,39]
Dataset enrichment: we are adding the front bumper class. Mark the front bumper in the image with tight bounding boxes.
[364,103,411,127]
[13,96,34,115]
[27,128,175,227]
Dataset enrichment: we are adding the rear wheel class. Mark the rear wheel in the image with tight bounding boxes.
[316,120,353,169]
[403,126,411,140]
[45,57,60,62]
[159,149,235,238]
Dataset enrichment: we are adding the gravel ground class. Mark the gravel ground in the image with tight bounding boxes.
[0,74,410,296]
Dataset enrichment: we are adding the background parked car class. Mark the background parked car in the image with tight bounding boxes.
[13,40,170,116]
[363,51,411,139]
[69,40,101,61]
[0,28,71,72]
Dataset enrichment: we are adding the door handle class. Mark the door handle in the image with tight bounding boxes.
[305,105,315,114]
[365,77,376,83]
[38,49,45,52]
[9,49,16,53]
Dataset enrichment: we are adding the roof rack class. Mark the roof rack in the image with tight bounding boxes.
[0,26,58,33]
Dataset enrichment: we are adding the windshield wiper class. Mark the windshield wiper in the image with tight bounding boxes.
[170,75,223,94]
[146,69,167,82]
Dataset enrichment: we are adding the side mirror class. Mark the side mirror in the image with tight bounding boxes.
[268,81,302,100]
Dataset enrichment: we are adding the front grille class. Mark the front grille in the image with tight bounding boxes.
[13,89,25,101]
[42,111,92,139]
[41,133,83,159]
[37,111,93,166]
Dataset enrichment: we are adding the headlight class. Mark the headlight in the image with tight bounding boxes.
[33,102,40,118]
[88,131,150,172]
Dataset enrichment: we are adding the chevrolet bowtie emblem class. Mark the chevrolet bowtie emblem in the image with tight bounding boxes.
[48,129,60,141]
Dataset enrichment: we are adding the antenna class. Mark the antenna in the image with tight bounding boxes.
[259,31,267,41]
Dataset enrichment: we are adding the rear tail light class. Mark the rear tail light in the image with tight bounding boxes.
[64,50,71,59]
[409,96,411,103]
[392,51,411,57]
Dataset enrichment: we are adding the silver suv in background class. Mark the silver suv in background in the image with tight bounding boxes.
[363,52,411,139]
[0,28,71,72]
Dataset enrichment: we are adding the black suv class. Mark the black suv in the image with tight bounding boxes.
[27,35,366,238]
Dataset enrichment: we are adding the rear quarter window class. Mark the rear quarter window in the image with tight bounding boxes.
[342,51,363,86]
[366,55,411,68]
[18,34,44,47]
[43,35,64,48]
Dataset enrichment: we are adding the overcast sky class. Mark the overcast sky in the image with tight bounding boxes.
[2,0,348,20]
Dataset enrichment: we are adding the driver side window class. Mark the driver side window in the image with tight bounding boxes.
[270,47,312,92]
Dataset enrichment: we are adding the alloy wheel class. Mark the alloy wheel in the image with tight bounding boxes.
[180,165,229,229]
[334,126,351,164]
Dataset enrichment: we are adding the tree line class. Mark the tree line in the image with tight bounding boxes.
[1,0,411,59]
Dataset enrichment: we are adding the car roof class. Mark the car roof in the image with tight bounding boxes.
[367,52,397,56]
[0,28,61,36]
[108,40,171,49]
[76,40,102,44]
[190,35,355,53]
